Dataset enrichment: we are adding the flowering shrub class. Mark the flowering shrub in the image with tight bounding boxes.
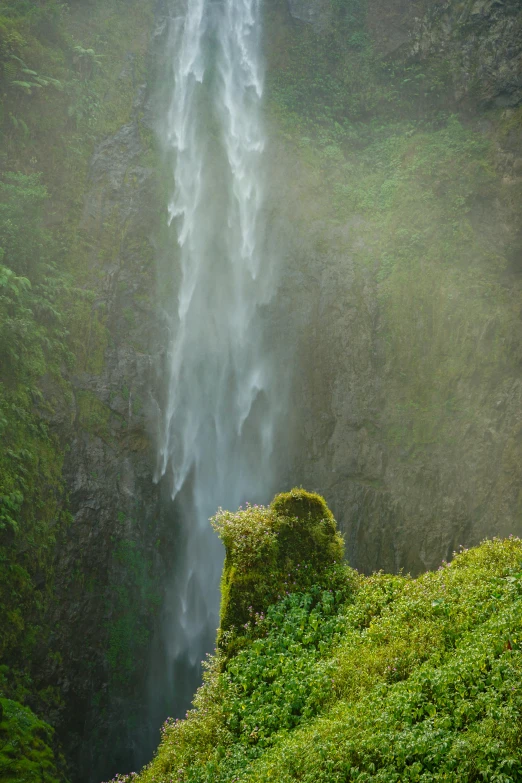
[211,505,276,569]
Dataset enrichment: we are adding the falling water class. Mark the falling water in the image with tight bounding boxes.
[153,0,282,717]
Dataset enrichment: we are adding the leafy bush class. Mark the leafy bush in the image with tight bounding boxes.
[0,698,64,782]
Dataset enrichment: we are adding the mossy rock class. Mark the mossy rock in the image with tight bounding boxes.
[213,489,344,655]
[0,698,64,782]
[271,489,341,568]
[270,488,334,524]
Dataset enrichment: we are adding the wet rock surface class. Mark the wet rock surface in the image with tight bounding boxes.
[369,0,522,106]
[268,0,522,576]
[47,58,172,783]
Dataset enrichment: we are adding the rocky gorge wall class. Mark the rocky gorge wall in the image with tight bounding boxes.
[50,101,167,782]
[265,0,522,574]
[43,7,178,779]
[0,1,175,781]
[65,0,522,775]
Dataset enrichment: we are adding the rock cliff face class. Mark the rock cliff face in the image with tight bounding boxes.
[368,0,522,106]
[51,101,167,778]
[31,9,174,782]
[271,0,522,574]
[287,0,522,106]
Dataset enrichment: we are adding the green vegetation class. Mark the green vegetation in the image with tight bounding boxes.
[0,167,70,720]
[0,697,64,782]
[265,0,449,148]
[338,116,519,454]
[2,0,521,779]
[0,0,158,776]
[214,489,344,655]
[118,493,522,782]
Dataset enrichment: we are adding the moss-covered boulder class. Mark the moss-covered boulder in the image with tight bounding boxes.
[0,698,64,782]
[212,489,344,653]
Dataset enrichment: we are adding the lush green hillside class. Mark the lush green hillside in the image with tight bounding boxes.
[120,491,522,783]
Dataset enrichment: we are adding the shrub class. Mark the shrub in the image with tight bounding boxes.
[212,489,345,654]
[0,698,64,782]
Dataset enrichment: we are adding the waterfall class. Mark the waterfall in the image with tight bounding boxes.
[153,0,281,717]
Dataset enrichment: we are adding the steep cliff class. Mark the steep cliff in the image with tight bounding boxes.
[265,0,522,575]
[0,1,169,780]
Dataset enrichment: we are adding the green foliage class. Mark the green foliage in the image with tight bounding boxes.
[0,171,71,380]
[5,53,64,95]
[265,0,453,156]
[212,490,345,653]
[130,537,522,783]
[0,698,65,782]
[0,386,68,690]
[246,542,522,783]
[0,170,71,708]
[71,44,103,78]
[222,586,351,742]
[0,0,158,768]
[0,0,67,113]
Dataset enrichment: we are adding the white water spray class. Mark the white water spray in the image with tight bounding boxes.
[154,0,281,709]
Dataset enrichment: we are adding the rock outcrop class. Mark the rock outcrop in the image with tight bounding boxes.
[369,0,522,106]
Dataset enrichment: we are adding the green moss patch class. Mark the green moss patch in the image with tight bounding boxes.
[106,540,161,688]
[76,389,112,443]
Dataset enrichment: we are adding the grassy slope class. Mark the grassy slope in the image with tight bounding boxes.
[125,533,522,782]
